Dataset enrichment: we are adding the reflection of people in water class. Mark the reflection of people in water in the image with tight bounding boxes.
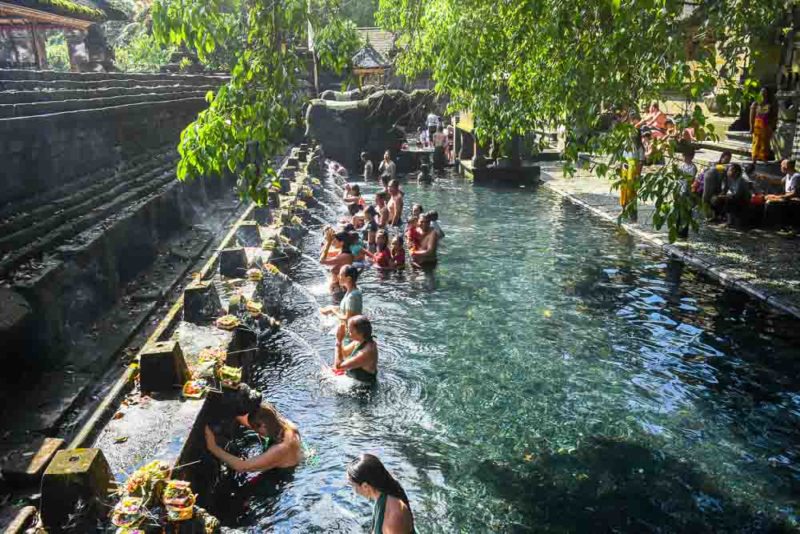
[334,315,378,384]
[410,212,439,266]
[205,403,302,473]
[347,453,414,533]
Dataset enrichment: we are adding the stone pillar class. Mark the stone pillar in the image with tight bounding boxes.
[66,29,88,72]
[511,134,522,168]
[472,136,487,169]
[30,24,47,69]
[453,127,462,161]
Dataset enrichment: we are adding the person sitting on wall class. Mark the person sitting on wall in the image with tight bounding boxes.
[204,402,302,473]
[711,163,751,224]
[635,101,668,133]
[765,159,800,203]
[361,152,374,182]
[764,159,800,227]
[410,212,440,266]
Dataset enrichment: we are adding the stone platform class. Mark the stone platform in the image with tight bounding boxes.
[539,163,800,319]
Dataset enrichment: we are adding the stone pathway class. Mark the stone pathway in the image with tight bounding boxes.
[539,163,800,319]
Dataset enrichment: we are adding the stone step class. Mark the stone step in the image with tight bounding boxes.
[0,146,173,221]
[0,90,208,119]
[726,129,752,144]
[0,83,218,105]
[0,165,177,277]
[0,151,176,238]
[0,75,226,92]
[693,137,752,158]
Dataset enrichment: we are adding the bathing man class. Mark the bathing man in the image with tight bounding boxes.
[410,212,439,265]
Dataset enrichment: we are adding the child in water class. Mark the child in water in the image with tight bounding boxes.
[366,230,395,270]
[405,216,422,251]
[390,235,405,268]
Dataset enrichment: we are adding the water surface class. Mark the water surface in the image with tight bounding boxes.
[217,169,799,532]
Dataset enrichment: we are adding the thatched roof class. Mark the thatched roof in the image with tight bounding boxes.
[357,27,395,60]
[352,43,389,70]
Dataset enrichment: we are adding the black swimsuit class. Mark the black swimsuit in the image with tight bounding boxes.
[345,339,377,384]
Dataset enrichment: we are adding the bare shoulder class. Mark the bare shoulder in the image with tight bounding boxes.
[383,496,413,533]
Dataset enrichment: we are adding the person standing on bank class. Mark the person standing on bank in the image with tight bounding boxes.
[362,152,374,182]
[347,453,415,533]
[750,87,776,164]
[379,151,396,188]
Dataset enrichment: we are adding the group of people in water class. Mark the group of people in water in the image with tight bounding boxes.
[204,150,432,532]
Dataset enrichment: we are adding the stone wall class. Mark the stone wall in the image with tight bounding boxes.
[0,69,229,365]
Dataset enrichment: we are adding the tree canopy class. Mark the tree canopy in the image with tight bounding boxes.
[378,0,793,239]
[151,0,354,203]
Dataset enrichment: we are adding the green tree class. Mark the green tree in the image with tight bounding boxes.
[152,0,351,203]
[378,0,792,240]
[315,18,362,75]
[341,0,379,26]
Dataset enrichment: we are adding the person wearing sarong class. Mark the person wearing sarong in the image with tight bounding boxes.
[620,131,645,221]
[750,87,774,163]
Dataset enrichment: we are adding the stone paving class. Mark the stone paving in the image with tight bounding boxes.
[539,163,800,319]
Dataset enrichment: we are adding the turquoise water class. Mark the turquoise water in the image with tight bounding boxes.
[218,170,799,532]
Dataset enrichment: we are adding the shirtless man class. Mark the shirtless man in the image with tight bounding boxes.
[411,212,439,265]
[387,179,404,227]
[375,191,390,228]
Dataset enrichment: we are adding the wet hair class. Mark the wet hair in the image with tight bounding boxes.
[351,184,361,196]
[347,454,412,517]
[728,163,743,178]
[334,231,353,254]
[340,264,360,283]
[412,203,423,214]
[361,152,368,160]
[348,203,361,216]
[743,163,756,176]
[342,223,355,233]
[719,150,732,164]
[682,147,696,159]
[388,179,400,190]
[349,315,372,340]
[650,101,659,109]
[375,229,389,251]
[249,403,293,441]
[428,210,439,222]
[376,191,389,203]
[364,205,377,218]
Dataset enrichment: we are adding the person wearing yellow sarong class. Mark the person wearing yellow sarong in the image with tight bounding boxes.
[619,131,645,221]
[750,87,774,163]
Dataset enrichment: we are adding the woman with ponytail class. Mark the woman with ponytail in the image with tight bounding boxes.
[347,454,414,533]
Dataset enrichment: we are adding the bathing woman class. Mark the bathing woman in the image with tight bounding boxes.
[320,228,354,293]
[204,403,302,473]
[334,315,378,384]
[320,265,363,343]
[347,453,414,533]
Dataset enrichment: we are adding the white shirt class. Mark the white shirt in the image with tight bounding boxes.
[784,172,800,194]
[426,114,440,128]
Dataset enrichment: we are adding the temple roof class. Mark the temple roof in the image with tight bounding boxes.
[352,43,389,70]
[357,27,395,60]
[0,0,128,26]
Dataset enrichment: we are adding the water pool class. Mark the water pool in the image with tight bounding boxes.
[215,170,799,532]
